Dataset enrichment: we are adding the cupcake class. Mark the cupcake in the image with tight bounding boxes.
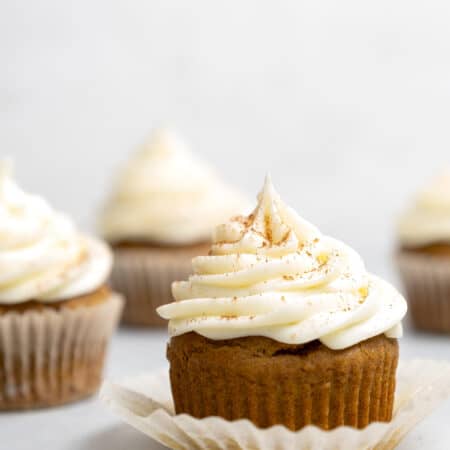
[157,176,407,430]
[397,171,450,332]
[0,161,122,410]
[99,129,248,326]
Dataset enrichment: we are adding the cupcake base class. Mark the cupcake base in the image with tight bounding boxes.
[0,356,105,410]
[110,242,210,327]
[0,287,123,410]
[397,247,450,333]
[167,332,398,431]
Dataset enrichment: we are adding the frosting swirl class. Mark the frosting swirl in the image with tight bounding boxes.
[158,176,406,350]
[398,171,450,246]
[0,161,112,304]
[99,129,249,244]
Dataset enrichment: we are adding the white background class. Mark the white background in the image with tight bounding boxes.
[2,1,450,449]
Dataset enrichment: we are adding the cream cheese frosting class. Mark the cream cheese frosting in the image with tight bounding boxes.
[99,129,249,245]
[0,161,112,304]
[398,171,450,247]
[158,176,407,350]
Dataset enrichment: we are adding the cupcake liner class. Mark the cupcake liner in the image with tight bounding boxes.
[397,250,450,332]
[0,293,123,410]
[100,359,450,450]
[111,246,207,327]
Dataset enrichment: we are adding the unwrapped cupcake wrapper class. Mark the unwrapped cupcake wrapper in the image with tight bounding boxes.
[397,250,450,332]
[101,359,450,450]
[111,247,198,327]
[0,293,123,410]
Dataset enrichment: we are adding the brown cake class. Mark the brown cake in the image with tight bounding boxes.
[0,285,111,314]
[168,332,398,430]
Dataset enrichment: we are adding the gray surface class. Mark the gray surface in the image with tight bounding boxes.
[2,326,450,450]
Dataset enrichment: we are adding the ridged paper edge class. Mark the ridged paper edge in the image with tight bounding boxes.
[111,247,202,326]
[397,250,450,332]
[100,359,450,450]
[0,293,123,409]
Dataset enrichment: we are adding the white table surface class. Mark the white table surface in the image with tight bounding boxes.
[2,325,450,450]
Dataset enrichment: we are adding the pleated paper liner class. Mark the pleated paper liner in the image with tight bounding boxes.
[397,250,450,333]
[110,244,209,327]
[101,360,450,450]
[0,293,123,410]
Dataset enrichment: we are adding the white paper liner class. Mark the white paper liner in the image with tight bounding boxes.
[0,293,123,409]
[100,360,450,450]
[397,250,450,332]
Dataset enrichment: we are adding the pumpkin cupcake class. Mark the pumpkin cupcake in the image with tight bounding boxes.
[397,171,450,332]
[0,161,122,410]
[99,129,248,326]
[158,176,407,430]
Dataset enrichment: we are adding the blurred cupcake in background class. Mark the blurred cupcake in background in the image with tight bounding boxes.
[397,171,450,332]
[0,160,122,410]
[99,129,248,326]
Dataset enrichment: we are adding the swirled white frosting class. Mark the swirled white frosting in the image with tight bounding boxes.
[158,176,406,350]
[398,171,450,247]
[99,129,249,244]
[0,161,112,304]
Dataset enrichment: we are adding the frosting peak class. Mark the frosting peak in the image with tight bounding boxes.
[99,129,249,244]
[212,175,319,255]
[398,171,450,246]
[138,128,186,158]
[0,161,112,304]
[158,177,407,350]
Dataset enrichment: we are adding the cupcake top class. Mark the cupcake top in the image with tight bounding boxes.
[0,161,112,304]
[158,176,407,350]
[99,129,249,245]
[398,171,450,247]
